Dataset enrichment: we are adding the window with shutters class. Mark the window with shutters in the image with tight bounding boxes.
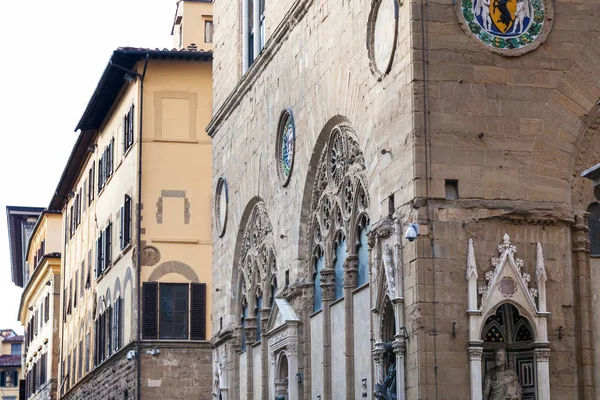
[44,295,49,323]
[78,340,83,380]
[124,105,135,154]
[67,280,72,315]
[120,195,132,250]
[142,282,207,340]
[83,182,87,214]
[69,205,74,238]
[86,250,91,288]
[190,283,207,340]
[104,222,112,270]
[98,155,104,192]
[106,305,113,358]
[80,261,84,298]
[159,284,189,339]
[113,297,122,352]
[85,331,90,373]
[96,232,103,279]
[1,370,18,387]
[89,162,95,204]
[143,283,159,339]
[74,271,78,309]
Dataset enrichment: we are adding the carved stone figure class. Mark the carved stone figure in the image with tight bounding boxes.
[374,342,397,400]
[483,349,523,400]
[383,244,396,299]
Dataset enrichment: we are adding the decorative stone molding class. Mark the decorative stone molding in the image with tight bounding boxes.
[367,0,400,80]
[141,245,161,266]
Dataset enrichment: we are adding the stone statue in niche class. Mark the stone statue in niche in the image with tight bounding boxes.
[374,342,397,400]
[483,349,523,400]
[383,244,396,299]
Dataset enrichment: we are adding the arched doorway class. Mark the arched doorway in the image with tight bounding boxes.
[482,303,535,399]
[275,353,289,400]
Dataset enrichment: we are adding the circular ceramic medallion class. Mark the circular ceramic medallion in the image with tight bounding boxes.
[367,0,400,79]
[215,177,228,237]
[276,108,296,186]
[457,0,553,55]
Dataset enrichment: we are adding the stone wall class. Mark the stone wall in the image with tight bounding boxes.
[62,344,136,400]
[210,0,600,398]
[140,341,212,400]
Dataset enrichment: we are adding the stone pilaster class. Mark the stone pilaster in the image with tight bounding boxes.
[572,211,596,400]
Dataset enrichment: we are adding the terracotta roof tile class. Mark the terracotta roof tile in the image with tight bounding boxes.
[0,355,21,367]
[3,335,23,343]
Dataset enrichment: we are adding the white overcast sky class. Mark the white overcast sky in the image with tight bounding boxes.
[0,0,177,333]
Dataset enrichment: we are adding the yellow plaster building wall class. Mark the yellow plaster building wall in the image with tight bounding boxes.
[172,0,214,51]
[60,79,140,392]
[140,59,213,340]
[59,54,213,396]
[20,212,63,395]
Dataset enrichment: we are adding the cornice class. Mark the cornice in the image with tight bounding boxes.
[206,0,315,137]
[18,254,61,322]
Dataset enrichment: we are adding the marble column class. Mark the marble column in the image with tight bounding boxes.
[468,345,483,400]
[320,269,336,400]
[343,254,359,400]
[393,338,406,400]
[535,348,551,400]
[244,318,258,400]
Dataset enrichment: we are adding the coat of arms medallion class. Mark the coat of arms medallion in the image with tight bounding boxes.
[457,0,553,55]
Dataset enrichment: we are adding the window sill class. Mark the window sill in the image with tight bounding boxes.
[331,296,345,307]
[114,243,133,265]
[353,282,369,294]
[310,308,323,318]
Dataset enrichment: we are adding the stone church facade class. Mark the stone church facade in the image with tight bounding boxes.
[208,0,600,399]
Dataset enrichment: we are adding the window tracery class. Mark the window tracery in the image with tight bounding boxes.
[236,202,276,349]
[308,124,370,309]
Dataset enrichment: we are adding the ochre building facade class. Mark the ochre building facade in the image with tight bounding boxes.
[208,0,600,399]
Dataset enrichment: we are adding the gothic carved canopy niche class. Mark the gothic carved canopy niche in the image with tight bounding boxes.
[466,234,551,400]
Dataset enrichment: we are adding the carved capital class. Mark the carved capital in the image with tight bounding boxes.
[392,339,406,355]
[572,211,590,253]
[372,345,387,363]
[243,318,258,344]
[320,269,336,301]
[468,346,483,361]
[535,348,551,361]
[343,254,359,288]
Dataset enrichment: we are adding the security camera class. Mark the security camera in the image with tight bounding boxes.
[126,350,136,360]
[405,223,420,242]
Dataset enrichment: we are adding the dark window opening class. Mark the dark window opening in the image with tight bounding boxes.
[445,179,459,200]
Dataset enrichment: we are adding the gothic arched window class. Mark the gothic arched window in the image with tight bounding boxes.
[307,123,370,303]
[241,298,248,352]
[235,202,276,349]
[255,292,263,341]
[313,247,324,312]
[357,216,369,287]
[334,233,347,300]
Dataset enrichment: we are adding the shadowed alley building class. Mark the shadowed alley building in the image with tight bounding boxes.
[208,0,600,399]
